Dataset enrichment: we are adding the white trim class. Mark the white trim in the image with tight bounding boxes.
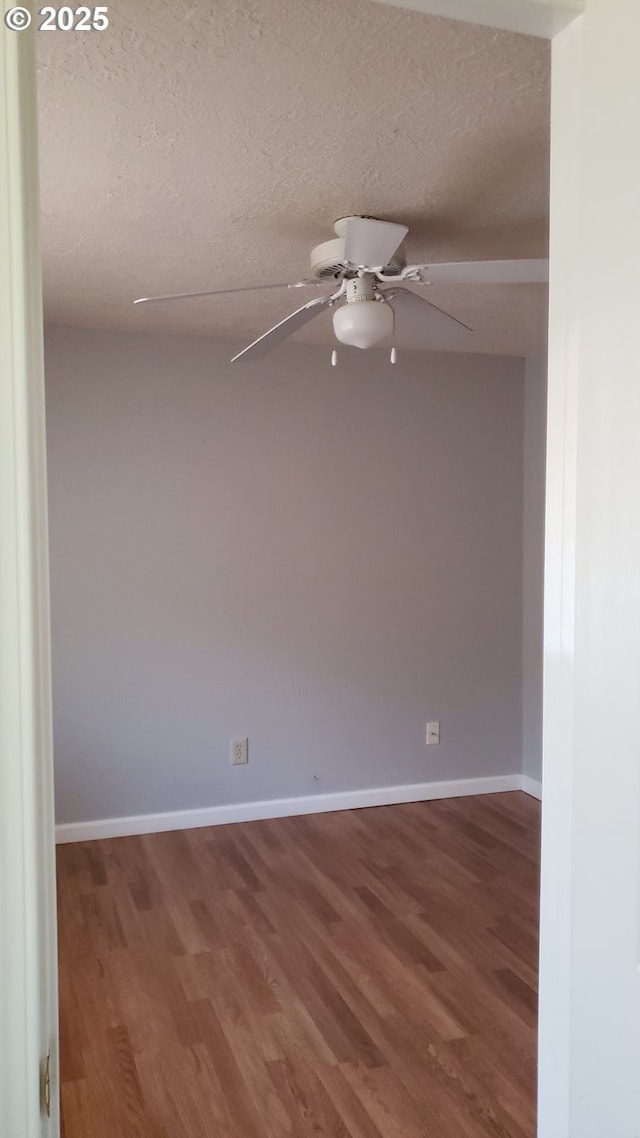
[537,17,581,1136]
[0,14,59,1138]
[55,774,523,844]
[372,0,583,39]
[521,775,543,800]
[540,4,640,1133]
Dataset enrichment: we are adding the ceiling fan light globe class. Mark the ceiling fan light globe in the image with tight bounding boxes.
[332,300,393,350]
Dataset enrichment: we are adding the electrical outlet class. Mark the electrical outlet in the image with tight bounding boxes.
[231,738,249,765]
[426,721,440,746]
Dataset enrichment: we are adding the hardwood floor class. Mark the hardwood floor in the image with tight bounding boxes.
[56,791,540,1138]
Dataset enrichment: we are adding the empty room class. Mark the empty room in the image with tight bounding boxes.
[38,1,548,1135]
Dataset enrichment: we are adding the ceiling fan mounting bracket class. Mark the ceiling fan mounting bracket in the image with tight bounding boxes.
[333,215,379,239]
[376,265,432,284]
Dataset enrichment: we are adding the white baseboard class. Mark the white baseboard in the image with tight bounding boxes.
[521,774,543,800]
[55,773,526,844]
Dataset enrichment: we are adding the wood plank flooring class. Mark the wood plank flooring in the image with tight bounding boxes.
[56,791,540,1138]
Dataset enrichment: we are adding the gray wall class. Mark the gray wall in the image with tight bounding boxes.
[522,351,547,783]
[45,326,526,824]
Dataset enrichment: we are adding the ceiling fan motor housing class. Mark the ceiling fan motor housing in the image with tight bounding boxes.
[310,237,351,279]
[310,219,406,280]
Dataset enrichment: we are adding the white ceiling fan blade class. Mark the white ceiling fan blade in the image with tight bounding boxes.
[344,218,409,269]
[134,280,321,306]
[418,259,549,285]
[384,287,472,348]
[231,296,331,362]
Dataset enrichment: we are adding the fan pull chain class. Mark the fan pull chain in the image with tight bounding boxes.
[390,346,397,364]
[331,350,338,366]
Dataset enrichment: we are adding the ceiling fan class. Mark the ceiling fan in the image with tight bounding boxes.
[134,216,548,365]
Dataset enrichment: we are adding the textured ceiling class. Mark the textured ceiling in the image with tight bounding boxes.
[37,0,550,356]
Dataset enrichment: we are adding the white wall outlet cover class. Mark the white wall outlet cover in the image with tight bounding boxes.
[426,721,440,745]
[231,738,249,765]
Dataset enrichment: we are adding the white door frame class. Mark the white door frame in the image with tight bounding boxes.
[374,0,582,37]
[0,12,59,1138]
